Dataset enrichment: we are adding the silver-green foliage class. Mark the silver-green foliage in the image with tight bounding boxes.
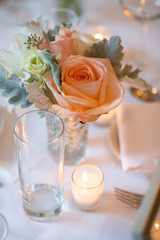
[40,50,62,91]
[85,36,140,79]
[0,68,32,108]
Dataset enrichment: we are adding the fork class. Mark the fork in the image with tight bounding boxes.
[114,187,144,208]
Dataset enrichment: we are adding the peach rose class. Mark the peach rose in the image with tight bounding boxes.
[49,28,91,64]
[55,27,72,41]
[45,55,124,122]
[49,38,74,63]
[49,27,73,63]
[40,27,72,51]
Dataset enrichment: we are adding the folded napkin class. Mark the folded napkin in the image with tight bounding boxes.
[116,102,160,174]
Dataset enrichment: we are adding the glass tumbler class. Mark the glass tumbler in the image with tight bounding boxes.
[13,110,64,222]
[41,7,78,41]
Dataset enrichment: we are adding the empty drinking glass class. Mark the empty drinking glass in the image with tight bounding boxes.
[13,110,64,222]
[0,214,8,240]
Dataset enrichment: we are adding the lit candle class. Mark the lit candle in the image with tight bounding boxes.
[155,222,160,230]
[91,25,112,40]
[71,164,104,210]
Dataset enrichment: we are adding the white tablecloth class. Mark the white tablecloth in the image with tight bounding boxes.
[0,0,160,239]
[0,107,150,240]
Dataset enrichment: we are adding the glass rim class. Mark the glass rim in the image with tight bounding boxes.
[71,164,104,190]
[41,7,79,27]
[0,213,8,239]
[50,7,77,16]
[13,110,64,145]
[119,0,160,21]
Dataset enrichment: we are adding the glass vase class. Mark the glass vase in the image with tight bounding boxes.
[63,117,88,165]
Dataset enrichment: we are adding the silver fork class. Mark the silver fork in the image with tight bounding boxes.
[114,187,144,208]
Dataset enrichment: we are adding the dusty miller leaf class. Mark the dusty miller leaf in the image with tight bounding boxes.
[121,76,153,92]
[85,36,124,77]
[120,64,141,79]
[27,81,53,110]
[0,68,32,108]
[40,50,62,91]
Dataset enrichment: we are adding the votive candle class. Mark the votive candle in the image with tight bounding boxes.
[71,164,104,210]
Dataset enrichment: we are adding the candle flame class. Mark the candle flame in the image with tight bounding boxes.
[136,89,143,96]
[155,223,160,230]
[152,87,158,94]
[82,171,88,184]
[94,33,103,40]
[123,9,132,18]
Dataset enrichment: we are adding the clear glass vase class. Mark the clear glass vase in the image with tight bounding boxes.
[63,117,88,165]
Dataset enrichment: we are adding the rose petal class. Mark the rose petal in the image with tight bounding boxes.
[64,95,98,108]
[39,40,50,50]
[62,82,98,107]
[49,38,74,63]
[62,55,106,99]
[98,71,109,105]
[55,27,72,41]
[73,38,91,55]
[50,104,99,123]
[84,71,124,114]
[44,71,73,111]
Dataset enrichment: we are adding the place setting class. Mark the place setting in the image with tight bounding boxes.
[0,1,160,239]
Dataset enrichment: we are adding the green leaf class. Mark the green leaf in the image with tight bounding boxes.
[53,25,60,34]
[0,68,32,108]
[47,30,56,42]
[85,36,124,77]
[42,31,52,44]
[24,34,43,49]
[120,64,141,79]
[21,100,32,108]
[40,50,62,91]
[61,22,72,28]
[47,25,60,42]
[46,84,55,104]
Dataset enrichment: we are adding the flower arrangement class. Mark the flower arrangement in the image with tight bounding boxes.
[0,18,150,122]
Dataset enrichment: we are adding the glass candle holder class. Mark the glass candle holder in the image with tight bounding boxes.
[71,164,104,210]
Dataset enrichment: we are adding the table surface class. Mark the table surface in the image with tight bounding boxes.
[0,0,160,239]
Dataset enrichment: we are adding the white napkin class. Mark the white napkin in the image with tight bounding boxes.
[116,102,160,174]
